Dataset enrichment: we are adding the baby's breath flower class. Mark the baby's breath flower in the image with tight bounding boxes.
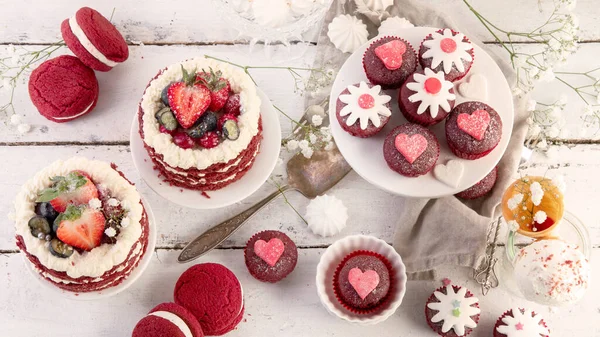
[527,99,537,111]
[286,139,299,150]
[311,115,323,126]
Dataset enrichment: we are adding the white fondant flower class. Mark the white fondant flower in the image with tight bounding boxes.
[507,193,524,210]
[427,286,481,336]
[252,0,292,28]
[529,182,544,206]
[305,194,348,237]
[406,68,455,117]
[327,15,369,53]
[339,81,391,130]
[534,210,547,224]
[378,16,415,36]
[497,308,550,336]
[422,29,473,74]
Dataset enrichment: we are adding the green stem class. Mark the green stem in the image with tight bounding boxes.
[270,178,308,225]
[556,76,589,104]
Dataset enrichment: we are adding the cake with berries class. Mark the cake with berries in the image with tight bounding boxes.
[139,58,262,192]
[14,157,150,293]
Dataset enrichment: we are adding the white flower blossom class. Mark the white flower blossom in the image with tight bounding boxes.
[88,198,102,209]
[298,139,309,151]
[10,114,21,125]
[507,193,524,210]
[530,181,544,206]
[301,146,314,158]
[539,69,556,82]
[527,99,537,111]
[17,123,31,134]
[309,133,318,144]
[534,210,548,224]
[507,220,520,232]
[311,115,323,126]
[528,124,541,137]
[107,198,120,207]
[546,126,560,138]
[286,139,299,150]
[104,227,117,237]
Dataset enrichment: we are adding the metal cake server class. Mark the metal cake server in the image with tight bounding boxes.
[177,148,352,263]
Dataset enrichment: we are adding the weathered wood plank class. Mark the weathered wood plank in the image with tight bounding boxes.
[0,248,597,336]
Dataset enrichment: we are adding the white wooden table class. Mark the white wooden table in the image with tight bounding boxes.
[1,1,598,336]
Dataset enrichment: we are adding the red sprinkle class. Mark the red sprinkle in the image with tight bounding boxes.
[424,78,442,94]
[440,38,457,53]
[358,94,375,109]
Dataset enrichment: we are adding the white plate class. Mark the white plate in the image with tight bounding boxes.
[130,88,281,209]
[23,198,157,300]
[329,27,514,198]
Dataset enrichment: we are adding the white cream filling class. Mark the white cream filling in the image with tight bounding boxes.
[14,157,143,278]
[149,311,193,337]
[52,100,95,120]
[141,58,261,170]
[68,16,120,67]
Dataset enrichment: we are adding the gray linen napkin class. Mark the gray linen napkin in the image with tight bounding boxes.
[308,0,529,280]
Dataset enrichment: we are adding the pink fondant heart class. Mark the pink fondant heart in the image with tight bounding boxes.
[395,133,428,164]
[374,40,407,70]
[457,109,491,141]
[254,238,285,267]
[348,267,380,300]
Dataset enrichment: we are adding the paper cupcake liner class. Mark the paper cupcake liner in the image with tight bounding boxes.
[418,29,476,82]
[332,250,395,315]
[493,308,550,337]
[425,285,480,337]
[446,135,498,160]
[315,235,407,325]
[362,36,417,89]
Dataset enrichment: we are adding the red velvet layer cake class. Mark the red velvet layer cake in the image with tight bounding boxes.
[14,158,150,293]
[138,58,262,191]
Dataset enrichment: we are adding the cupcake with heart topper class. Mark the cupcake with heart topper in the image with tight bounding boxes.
[383,123,440,177]
[425,280,481,337]
[245,230,298,283]
[445,102,502,160]
[494,307,550,337]
[399,67,456,126]
[336,81,392,138]
[362,36,418,89]
[419,29,474,82]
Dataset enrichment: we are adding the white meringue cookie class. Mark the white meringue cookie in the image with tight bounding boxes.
[360,0,394,12]
[305,194,348,237]
[252,0,292,28]
[327,14,369,53]
[378,16,415,36]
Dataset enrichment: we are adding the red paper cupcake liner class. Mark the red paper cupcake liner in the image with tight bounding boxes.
[418,29,475,83]
[332,250,395,315]
[362,36,418,90]
[446,137,498,160]
[493,308,550,337]
[425,285,480,337]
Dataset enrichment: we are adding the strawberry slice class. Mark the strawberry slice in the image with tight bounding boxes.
[56,205,106,251]
[197,68,230,111]
[37,171,99,213]
[168,65,212,128]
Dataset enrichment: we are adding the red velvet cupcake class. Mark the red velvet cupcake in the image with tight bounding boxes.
[333,251,393,314]
[336,81,392,138]
[383,123,440,177]
[425,284,481,337]
[363,36,417,89]
[445,102,502,160]
[132,302,205,337]
[455,166,498,199]
[399,68,456,126]
[494,308,550,337]
[419,29,474,82]
[245,230,298,283]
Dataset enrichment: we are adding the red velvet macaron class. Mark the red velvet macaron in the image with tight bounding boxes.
[61,7,129,72]
[174,263,244,336]
[28,55,99,123]
[132,302,204,337]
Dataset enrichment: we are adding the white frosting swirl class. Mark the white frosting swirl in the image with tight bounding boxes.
[327,15,369,54]
[68,16,120,67]
[141,58,261,170]
[14,157,143,278]
[149,311,193,337]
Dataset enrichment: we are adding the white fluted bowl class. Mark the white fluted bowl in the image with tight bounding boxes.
[315,235,407,324]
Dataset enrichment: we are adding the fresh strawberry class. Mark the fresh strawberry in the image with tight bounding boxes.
[37,171,99,213]
[218,113,238,131]
[224,94,241,116]
[197,131,220,149]
[168,65,212,128]
[197,68,230,111]
[56,205,106,251]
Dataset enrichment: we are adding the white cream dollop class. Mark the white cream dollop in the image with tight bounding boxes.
[514,239,591,306]
[305,194,348,237]
[327,15,369,53]
[378,16,415,36]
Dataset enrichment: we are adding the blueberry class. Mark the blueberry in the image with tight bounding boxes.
[155,107,171,120]
[158,110,178,131]
[186,121,208,138]
[222,120,240,140]
[35,202,58,222]
[49,238,73,258]
[200,111,218,131]
[161,83,173,106]
[28,216,51,238]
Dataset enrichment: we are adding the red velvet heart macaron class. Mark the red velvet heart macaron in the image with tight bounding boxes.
[132,302,205,337]
[61,7,129,72]
[383,123,440,177]
[245,230,298,283]
[174,263,244,336]
[445,101,502,160]
[28,55,99,123]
